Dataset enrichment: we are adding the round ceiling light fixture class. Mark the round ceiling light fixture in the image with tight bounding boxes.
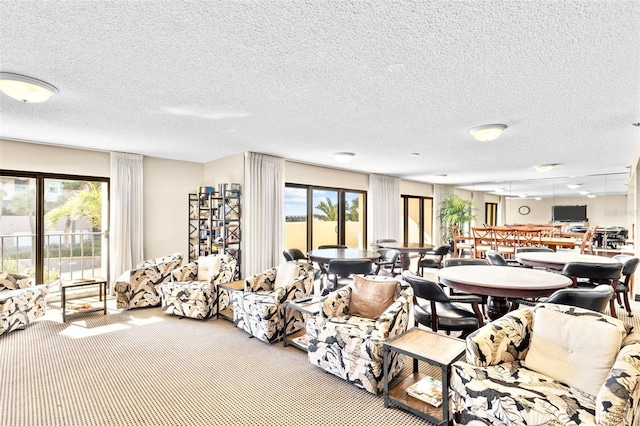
[333,152,355,163]
[0,72,58,103]
[469,124,507,142]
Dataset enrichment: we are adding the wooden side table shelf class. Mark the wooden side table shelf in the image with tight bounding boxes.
[282,296,324,351]
[61,278,108,322]
[383,328,466,425]
[216,279,244,321]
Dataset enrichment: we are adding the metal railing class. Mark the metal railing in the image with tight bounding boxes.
[0,231,106,288]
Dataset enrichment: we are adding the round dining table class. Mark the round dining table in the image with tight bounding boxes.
[375,242,435,271]
[437,265,572,320]
[515,251,621,270]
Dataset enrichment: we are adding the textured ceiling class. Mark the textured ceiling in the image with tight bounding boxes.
[1,1,639,198]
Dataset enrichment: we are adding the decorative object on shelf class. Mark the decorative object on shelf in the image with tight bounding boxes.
[188,185,241,279]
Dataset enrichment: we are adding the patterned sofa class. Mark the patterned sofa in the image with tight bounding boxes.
[450,304,640,426]
[114,253,183,309]
[306,276,413,394]
[0,272,49,336]
[231,261,315,344]
[160,254,237,319]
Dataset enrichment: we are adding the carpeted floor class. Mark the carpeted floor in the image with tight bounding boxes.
[1,299,436,426]
[3,294,639,426]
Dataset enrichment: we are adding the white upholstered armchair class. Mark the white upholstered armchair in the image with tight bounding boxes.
[160,254,237,319]
[231,261,315,344]
[0,272,49,336]
[114,253,183,309]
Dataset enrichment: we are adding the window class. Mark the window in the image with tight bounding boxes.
[285,184,366,251]
[401,195,433,245]
[485,202,498,226]
[0,171,109,288]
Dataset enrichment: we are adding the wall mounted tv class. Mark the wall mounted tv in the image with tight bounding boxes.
[552,205,588,222]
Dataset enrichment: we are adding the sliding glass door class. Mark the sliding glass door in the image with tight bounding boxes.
[0,172,109,288]
[401,195,433,245]
[285,184,367,251]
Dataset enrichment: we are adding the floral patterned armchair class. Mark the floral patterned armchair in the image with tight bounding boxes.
[306,277,413,394]
[114,253,183,309]
[451,304,640,425]
[231,261,315,344]
[160,254,237,319]
[0,272,49,336]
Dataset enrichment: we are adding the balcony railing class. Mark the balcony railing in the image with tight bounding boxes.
[0,231,106,289]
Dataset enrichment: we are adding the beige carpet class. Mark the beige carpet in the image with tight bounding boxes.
[1,299,435,426]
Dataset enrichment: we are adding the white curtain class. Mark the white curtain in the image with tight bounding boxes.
[109,152,144,292]
[244,152,284,276]
[433,184,453,244]
[367,174,400,244]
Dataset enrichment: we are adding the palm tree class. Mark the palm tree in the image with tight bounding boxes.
[346,197,359,221]
[45,183,102,246]
[314,197,338,221]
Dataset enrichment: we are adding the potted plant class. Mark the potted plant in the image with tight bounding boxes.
[439,194,477,244]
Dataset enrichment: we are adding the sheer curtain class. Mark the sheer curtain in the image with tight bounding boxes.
[109,152,144,291]
[244,152,284,276]
[367,174,400,244]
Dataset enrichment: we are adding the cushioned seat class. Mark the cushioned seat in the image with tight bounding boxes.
[306,275,413,394]
[232,261,315,343]
[0,272,49,336]
[114,253,183,309]
[451,304,640,425]
[160,254,237,319]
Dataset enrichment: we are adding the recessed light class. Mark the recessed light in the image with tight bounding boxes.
[567,184,581,189]
[587,194,596,198]
[534,164,555,173]
[333,152,355,163]
[519,194,527,198]
[534,197,542,201]
[410,152,420,157]
[579,191,590,195]
[469,124,507,142]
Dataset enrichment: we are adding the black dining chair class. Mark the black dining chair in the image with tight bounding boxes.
[402,271,479,339]
[283,248,323,282]
[612,255,639,317]
[325,259,374,294]
[375,248,401,277]
[315,245,349,286]
[417,244,450,275]
[560,261,622,318]
[509,284,614,313]
[440,258,488,325]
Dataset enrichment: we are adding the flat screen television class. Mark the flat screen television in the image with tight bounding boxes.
[552,205,588,222]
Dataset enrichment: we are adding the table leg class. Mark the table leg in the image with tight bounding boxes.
[486,296,510,321]
[102,282,107,315]
[62,286,67,322]
[400,253,410,271]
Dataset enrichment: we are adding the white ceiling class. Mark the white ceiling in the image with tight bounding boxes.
[1,1,639,198]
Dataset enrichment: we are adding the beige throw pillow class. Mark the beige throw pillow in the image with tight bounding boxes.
[274,262,301,289]
[348,275,397,320]
[523,308,623,396]
[197,255,222,280]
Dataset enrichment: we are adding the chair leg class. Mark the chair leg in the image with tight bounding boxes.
[609,298,618,319]
[471,302,484,327]
[623,292,633,317]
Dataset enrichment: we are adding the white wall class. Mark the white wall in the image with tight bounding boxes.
[143,157,203,260]
[285,161,369,190]
[1,139,110,176]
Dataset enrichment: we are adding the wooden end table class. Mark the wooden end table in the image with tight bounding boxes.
[61,278,108,322]
[216,279,244,321]
[383,328,466,425]
[282,296,324,351]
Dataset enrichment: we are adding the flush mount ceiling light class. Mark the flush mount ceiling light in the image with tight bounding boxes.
[579,191,590,195]
[0,72,57,103]
[567,184,581,189]
[587,194,596,198]
[469,124,507,142]
[534,164,555,173]
[333,152,355,163]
